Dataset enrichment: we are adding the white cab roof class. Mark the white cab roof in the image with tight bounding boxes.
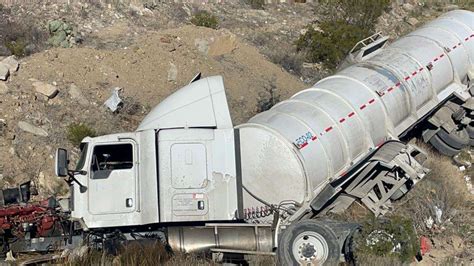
[137,76,233,131]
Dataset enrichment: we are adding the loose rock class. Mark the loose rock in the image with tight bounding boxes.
[32,81,59,98]
[17,121,49,137]
[407,17,419,26]
[47,20,74,48]
[0,82,9,94]
[68,84,89,105]
[0,64,9,81]
[208,35,238,57]
[1,56,19,73]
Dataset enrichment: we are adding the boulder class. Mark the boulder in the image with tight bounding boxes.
[32,81,59,98]
[47,20,74,48]
[1,56,19,73]
[0,64,9,81]
[18,121,49,137]
[208,35,237,57]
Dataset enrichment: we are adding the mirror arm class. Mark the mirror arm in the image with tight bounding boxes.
[66,170,88,192]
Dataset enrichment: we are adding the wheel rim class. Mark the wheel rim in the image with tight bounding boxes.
[292,231,329,263]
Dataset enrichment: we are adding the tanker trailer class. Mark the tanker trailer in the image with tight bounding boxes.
[47,10,473,265]
[237,9,473,264]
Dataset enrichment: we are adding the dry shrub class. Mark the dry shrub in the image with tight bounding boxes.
[355,253,404,266]
[190,11,219,29]
[247,255,276,265]
[256,78,280,113]
[296,0,391,70]
[65,241,214,266]
[394,142,470,235]
[165,253,214,266]
[67,123,96,147]
[0,20,48,57]
[119,241,170,265]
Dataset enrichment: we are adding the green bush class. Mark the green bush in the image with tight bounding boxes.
[321,0,390,30]
[5,39,26,57]
[296,21,369,70]
[296,0,390,70]
[355,216,419,263]
[67,123,96,146]
[190,11,219,29]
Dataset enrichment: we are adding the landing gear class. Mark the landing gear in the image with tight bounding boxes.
[277,220,340,265]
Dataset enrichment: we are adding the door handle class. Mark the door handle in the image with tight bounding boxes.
[126,198,133,207]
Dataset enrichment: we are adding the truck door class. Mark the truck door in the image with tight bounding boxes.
[158,127,238,222]
[88,139,137,215]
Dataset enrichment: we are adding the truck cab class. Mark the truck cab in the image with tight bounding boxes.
[62,76,240,229]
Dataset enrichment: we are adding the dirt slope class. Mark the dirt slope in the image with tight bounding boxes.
[0,25,306,195]
[15,25,305,125]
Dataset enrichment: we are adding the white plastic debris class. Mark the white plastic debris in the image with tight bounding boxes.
[434,206,443,223]
[459,165,466,172]
[465,175,474,195]
[425,216,434,229]
[5,250,15,261]
[104,87,123,112]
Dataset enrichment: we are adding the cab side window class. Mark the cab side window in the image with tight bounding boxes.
[91,144,133,179]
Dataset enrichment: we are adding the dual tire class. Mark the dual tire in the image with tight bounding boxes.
[429,127,470,156]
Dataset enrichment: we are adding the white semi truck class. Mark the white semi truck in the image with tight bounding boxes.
[46,9,474,264]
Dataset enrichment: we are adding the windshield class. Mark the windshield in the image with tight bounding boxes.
[75,143,89,171]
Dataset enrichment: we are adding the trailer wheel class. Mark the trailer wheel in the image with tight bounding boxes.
[429,134,460,156]
[436,127,469,149]
[277,220,340,265]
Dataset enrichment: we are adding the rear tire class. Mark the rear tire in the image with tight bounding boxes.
[429,134,460,156]
[277,220,340,265]
[436,127,469,149]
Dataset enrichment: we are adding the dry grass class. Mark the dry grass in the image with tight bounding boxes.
[355,253,405,266]
[63,241,216,266]
[62,240,278,265]
[394,142,471,235]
